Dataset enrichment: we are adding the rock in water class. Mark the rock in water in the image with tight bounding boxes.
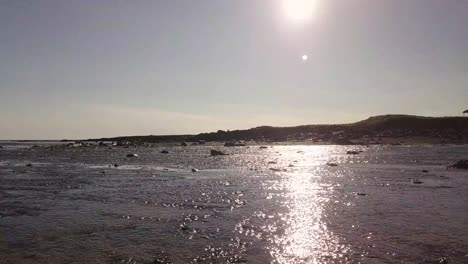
[347,151,360,155]
[452,160,468,169]
[224,142,246,147]
[326,163,338,167]
[411,179,423,184]
[259,146,268,149]
[181,142,189,146]
[126,154,138,158]
[210,150,227,156]
[161,150,169,154]
[191,168,199,172]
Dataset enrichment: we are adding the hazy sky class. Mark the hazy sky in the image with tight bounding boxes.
[1,0,467,139]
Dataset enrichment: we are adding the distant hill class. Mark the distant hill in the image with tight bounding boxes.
[352,115,468,130]
[87,115,468,144]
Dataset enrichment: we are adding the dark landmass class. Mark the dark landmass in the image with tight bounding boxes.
[86,115,468,145]
[87,134,194,144]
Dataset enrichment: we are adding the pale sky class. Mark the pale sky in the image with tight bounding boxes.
[1,0,467,139]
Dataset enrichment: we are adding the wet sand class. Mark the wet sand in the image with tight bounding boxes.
[0,144,467,263]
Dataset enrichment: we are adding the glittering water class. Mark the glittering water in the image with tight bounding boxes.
[0,144,467,263]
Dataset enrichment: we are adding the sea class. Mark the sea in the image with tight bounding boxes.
[0,142,467,263]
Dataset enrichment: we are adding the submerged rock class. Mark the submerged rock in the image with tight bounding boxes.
[422,170,429,173]
[326,163,338,167]
[126,154,138,158]
[347,151,360,155]
[452,160,468,169]
[411,179,423,184]
[224,142,246,147]
[26,163,33,167]
[191,168,199,172]
[438,257,450,264]
[259,146,268,149]
[161,150,169,154]
[356,192,368,196]
[210,150,227,156]
[180,223,190,231]
[181,142,189,147]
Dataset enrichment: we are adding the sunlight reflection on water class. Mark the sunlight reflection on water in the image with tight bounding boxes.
[267,146,350,263]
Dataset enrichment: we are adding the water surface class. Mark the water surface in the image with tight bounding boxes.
[0,144,467,263]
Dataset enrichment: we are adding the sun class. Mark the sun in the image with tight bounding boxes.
[283,0,319,22]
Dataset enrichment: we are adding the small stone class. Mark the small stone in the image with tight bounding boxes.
[224,142,246,147]
[180,223,189,231]
[452,160,468,169]
[411,179,423,184]
[210,150,227,156]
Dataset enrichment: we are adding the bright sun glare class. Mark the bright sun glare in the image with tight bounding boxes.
[283,0,319,22]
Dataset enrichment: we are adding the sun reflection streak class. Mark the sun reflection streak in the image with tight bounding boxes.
[268,146,349,263]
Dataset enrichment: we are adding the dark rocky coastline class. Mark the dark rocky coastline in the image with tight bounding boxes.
[86,115,468,145]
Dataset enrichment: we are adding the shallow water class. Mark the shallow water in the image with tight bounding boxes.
[0,144,467,263]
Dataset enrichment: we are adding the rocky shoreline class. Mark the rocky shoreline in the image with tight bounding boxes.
[85,115,468,146]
